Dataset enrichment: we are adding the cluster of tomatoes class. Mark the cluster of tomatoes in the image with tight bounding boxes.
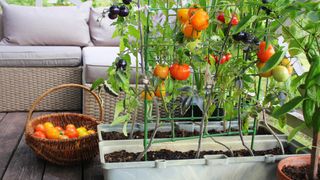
[216,12,239,26]
[33,122,95,140]
[177,4,210,39]
[141,63,191,100]
[106,0,132,20]
[256,41,293,82]
[206,52,232,65]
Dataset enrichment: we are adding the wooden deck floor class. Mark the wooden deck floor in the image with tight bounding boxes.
[0,112,104,180]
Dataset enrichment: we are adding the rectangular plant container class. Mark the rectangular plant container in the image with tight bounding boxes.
[99,136,307,180]
[97,121,282,141]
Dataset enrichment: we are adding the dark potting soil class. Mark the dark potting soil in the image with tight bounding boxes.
[104,147,289,163]
[282,165,320,180]
[101,127,270,140]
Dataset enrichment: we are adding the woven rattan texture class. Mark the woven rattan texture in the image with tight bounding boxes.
[0,67,82,112]
[83,84,182,123]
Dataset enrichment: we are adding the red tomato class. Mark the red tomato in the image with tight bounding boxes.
[66,124,76,130]
[169,63,191,80]
[33,131,46,139]
[153,64,169,79]
[215,55,227,64]
[217,12,225,23]
[226,53,232,61]
[65,128,79,139]
[35,124,45,133]
[231,15,239,26]
[257,41,275,63]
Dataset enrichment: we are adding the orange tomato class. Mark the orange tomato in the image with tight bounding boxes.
[190,9,209,31]
[45,127,60,139]
[33,131,46,139]
[257,41,275,63]
[65,128,79,139]
[155,82,166,98]
[154,64,169,79]
[256,62,272,77]
[177,8,189,23]
[141,91,154,101]
[188,4,200,18]
[55,126,63,131]
[35,124,45,133]
[66,124,76,130]
[287,66,293,75]
[182,23,201,39]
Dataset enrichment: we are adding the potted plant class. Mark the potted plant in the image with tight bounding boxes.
[258,0,320,179]
[92,0,309,179]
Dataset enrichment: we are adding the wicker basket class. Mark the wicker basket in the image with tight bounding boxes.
[25,84,103,165]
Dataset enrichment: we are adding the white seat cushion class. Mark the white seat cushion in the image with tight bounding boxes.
[0,46,81,67]
[83,47,141,84]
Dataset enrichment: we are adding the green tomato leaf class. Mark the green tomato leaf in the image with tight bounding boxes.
[114,100,125,120]
[288,123,307,142]
[260,50,286,73]
[112,114,130,126]
[91,78,104,91]
[128,25,140,40]
[272,96,304,117]
[232,15,257,34]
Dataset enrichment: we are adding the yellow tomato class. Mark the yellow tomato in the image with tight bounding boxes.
[78,131,90,138]
[256,62,272,78]
[87,130,96,135]
[141,91,154,101]
[76,127,87,133]
[44,122,54,131]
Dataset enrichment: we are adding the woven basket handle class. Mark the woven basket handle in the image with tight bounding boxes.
[27,84,104,123]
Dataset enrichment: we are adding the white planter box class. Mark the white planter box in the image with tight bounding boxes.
[99,136,306,180]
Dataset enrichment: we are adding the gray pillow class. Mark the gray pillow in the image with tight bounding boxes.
[89,8,120,46]
[0,1,92,46]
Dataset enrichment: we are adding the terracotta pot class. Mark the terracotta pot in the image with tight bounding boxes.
[277,155,312,180]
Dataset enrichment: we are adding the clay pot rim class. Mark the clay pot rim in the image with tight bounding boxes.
[277,155,314,180]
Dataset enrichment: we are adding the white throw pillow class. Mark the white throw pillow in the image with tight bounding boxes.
[89,8,120,46]
[0,1,92,46]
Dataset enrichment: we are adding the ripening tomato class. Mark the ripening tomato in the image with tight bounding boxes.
[217,12,225,23]
[35,124,45,133]
[65,128,79,139]
[177,8,189,24]
[170,63,191,80]
[141,91,154,101]
[256,62,272,78]
[257,41,275,63]
[188,4,200,18]
[45,127,60,139]
[33,131,46,139]
[182,23,202,39]
[66,124,76,130]
[154,64,169,79]
[230,15,239,26]
[155,82,166,98]
[190,9,209,31]
[272,65,290,82]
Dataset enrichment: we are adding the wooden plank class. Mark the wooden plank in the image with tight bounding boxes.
[43,163,82,180]
[0,113,6,123]
[83,156,104,180]
[0,112,27,178]
[2,136,45,180]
